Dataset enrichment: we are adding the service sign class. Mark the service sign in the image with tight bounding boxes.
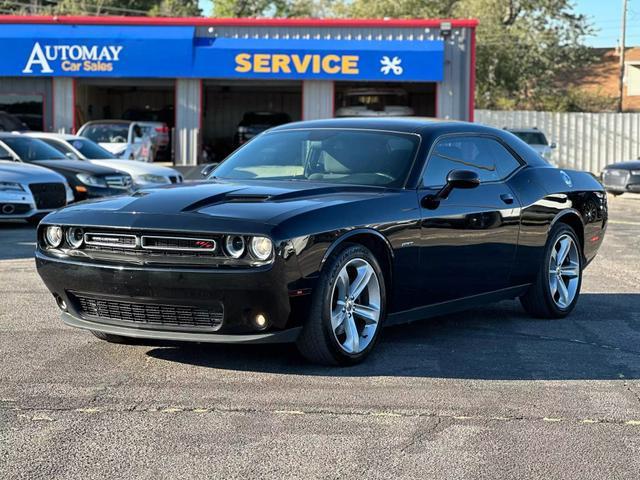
[0,25,445,82]
[193,38,445,82]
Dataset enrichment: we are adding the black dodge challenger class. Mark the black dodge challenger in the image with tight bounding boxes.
[35,118,607,365]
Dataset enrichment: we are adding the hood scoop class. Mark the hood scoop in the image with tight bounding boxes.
[181,191,272,212]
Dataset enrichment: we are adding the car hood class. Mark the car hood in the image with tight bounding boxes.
[43,179,388,234]
[604,160,640,170]
[31,159,122,175]
[88,159,179,177]
[0,160,67,184]
[99,143,128,154]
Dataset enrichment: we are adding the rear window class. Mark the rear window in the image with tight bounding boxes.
[511,131,548,146]
[80,124,130,143]
[2,136,66,161]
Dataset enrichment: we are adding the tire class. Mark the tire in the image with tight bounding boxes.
[296,244,386,366]
[606,190,623,197]
[520,223,583,318]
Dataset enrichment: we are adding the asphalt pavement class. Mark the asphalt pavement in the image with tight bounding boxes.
[1,195,639,479]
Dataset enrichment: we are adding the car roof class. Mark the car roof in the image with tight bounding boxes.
[505,127,545,133]
[273,117,495,135]
[81,120,133,125]
[23,132,78,141]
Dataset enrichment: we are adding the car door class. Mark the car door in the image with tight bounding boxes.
[417,134,522,305]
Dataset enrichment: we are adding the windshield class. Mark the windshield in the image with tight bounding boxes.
[80,124,130,144]
[511,131,548,146]
[2,136,66,161]
[212,129,419,187]
[69,138,116,159]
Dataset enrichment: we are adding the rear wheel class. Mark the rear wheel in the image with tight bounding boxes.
[297,244,386,366]
[520,223,582,318]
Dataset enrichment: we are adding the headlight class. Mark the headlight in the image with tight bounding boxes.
[135,174,169,185]
[631,170,640,176]
[249,236,273,261]
[0,182,25,192]
[76,173,107,187]
[44,226,63,248]
[225,235,246,258]
[66,227,84,249]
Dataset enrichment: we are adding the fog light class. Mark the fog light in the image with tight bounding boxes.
[54,294,67,311]
[45,226,63,248]
[66,227,84,249]
[254,313,268,329]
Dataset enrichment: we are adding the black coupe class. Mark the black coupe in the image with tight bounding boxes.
[35,119,607,365]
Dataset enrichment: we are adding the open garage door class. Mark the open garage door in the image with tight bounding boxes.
[75,78,175,161]
[203,80,302,161]
[335,82,437,118]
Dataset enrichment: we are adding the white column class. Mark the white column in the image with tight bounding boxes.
[175,78,202,166]
[52,78,75,133]
[302,80,334,120]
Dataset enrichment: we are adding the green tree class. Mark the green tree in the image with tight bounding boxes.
[213,0,332,18]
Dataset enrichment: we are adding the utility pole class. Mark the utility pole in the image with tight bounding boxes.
[618,0,628,112]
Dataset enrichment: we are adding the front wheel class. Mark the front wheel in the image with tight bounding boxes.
[297,244,386,366]
[520,223,583,318]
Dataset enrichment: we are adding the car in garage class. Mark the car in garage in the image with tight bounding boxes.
[34,118,607,365]
[0,160,73,223]
[601,160,640,196]
[0,133,133,201]
[77,120,155,162]
[24,133,183,189]
[335,88,415,117]
[233,111,292,147]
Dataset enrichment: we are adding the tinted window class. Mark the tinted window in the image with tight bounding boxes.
[423,136,521,187]
[40,138,77,157]
[2,136,66,161]
[511,131,548,146]
[80,124,130,143]
[213,129,419,187]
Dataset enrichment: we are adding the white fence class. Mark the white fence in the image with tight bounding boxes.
[475,110,640,173]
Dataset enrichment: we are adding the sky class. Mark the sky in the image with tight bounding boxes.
[198,0,639,48]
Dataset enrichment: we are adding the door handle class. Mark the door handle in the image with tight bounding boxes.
[500,193,515,205]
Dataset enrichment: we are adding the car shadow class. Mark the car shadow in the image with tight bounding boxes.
[145,293,640,380]
[0,222,37,260]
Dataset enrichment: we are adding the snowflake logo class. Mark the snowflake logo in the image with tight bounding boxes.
[380,56,403,75]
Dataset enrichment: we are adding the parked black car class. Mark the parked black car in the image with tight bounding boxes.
[233,111,291,147]
[601,160,640,196]
[35,119,607,365]
[0,133,133,201]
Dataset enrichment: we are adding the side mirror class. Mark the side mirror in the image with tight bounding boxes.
[422,170,480,209]
[550,142,557,149]
[65,152,79,160]
[200,162,219,178]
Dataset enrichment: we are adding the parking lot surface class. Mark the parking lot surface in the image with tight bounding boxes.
[1,195,640,479]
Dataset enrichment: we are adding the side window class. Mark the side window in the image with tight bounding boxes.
[423,136,521,187]
[0,143,12,158]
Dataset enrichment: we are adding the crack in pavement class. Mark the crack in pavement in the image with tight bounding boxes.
[3,401,640,427]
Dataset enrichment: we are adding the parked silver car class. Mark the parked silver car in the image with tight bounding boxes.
[77,120,155,162]
[506,128,557,165]
[0,160,73,223]
[335,88,415,117]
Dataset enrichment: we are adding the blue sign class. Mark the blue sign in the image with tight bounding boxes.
[0,24,444,82]
[192,38,444,82]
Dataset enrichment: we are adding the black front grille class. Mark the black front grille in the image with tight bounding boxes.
[71,292,223,331]
[28,183,66,209]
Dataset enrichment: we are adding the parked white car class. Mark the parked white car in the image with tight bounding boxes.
[335,88,415,117]
[24,133,183,189]
[76,120,155,162]
[0,160,73,223]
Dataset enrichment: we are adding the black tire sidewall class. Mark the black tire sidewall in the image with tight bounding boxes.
[541,224,583,317]
[318,244,386,365]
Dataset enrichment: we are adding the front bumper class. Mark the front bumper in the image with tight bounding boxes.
[61,311,301,344]
[36,251,299,338]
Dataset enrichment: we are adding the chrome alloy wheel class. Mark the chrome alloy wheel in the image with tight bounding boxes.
[330,258,381,354]
[548,234,581,309]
